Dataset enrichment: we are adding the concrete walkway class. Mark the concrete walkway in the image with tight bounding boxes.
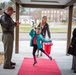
[0,40,76,75]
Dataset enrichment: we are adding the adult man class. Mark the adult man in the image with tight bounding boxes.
[0,6,20,69]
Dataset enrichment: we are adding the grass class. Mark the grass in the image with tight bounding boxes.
[18,22,76,32]
[50,28,68,32]
[19,27,68,32]
[55,22,76,25]
[0,22,75,33]
[19,26,74,32]
[19,27,32,32]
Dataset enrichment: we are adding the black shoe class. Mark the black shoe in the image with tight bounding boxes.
[3,65,15,69]
[71,68,75,70]
[74,70,76,73]
[10,62,16,65]
[49,56,52,60]
[33,61,37,66]
[40,53,42,57]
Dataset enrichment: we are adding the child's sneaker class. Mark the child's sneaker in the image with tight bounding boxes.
[40,53,42,57]
[49,56,52,60]
[37,54,39,57]
[33,61,37,66]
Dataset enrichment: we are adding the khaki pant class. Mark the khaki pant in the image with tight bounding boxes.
[2,34,14,67]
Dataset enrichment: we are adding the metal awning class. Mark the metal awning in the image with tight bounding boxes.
[11,0,76,8]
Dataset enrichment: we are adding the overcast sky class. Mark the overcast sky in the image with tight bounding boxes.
[0,0,10,3]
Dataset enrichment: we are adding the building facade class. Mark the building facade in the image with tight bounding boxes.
[41,9,68,22]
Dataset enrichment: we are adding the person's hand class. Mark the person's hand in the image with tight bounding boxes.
[33,26,36,29]
[32,26,36,31]
[70,45,72,47]
[16,21,21,26]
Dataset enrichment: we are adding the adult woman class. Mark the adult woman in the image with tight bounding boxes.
[37,16,51,57]
[68,28,76,73]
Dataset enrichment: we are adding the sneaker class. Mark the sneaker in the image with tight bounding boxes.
[37,54,39,57]
[74,70,76,73]
[49,56,52,60]
[33,61,37,66]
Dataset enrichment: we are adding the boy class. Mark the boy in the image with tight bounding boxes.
[29,27,52,66]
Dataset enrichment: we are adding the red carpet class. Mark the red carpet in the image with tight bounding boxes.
[17,58,62,75]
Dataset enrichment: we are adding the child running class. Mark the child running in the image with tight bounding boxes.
[29,27,52,66]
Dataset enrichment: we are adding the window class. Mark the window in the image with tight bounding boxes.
[51,10,53,13]
[48,11,49,13]
[61,11,63,15]
[54,10,56,13]
[42,10,44,13]
[45,11,46,13]
[57,11,59,13]
[51,14,53,17]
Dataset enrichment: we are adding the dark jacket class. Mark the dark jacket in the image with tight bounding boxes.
[38,23,51,38]
[68,28,76,56]
[0,12,16,34]
[29,29,52,49]
[71,28,76,47]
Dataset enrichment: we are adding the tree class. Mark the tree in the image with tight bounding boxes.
[1,2,6,11]
[73,6,76,18]
[0,1,15,12]
[30,9,41,23]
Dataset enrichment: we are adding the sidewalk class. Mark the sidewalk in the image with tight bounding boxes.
[0,40,76,75]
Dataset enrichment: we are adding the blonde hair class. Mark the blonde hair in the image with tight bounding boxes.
[42,16,47,19]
